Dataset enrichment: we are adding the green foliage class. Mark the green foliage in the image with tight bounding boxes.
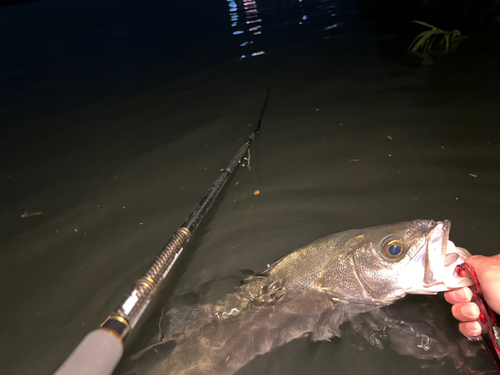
[408,21,467,65]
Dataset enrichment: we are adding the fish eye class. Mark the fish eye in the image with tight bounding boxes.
[380,237,405,260]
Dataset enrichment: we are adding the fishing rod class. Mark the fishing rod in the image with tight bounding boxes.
[54,90,269,375]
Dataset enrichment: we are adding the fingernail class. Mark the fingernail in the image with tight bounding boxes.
[462,304,479,318]
[465,322,481,336]
[454,288,466,299]
[456,287,471,300]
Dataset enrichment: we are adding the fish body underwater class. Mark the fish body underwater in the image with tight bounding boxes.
[142,220,473,375]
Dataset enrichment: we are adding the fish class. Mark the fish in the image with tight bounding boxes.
[137,219,473,375]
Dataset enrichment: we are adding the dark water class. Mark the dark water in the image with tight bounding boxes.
[1,0,499,374]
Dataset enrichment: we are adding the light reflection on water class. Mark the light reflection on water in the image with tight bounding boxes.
[228,0,265,59]
[227,0,343,60]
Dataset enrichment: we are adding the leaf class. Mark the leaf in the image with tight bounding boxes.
[412,20,436,29]
[409,30,434,52]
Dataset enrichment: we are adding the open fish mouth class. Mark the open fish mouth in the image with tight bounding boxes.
[406,220,473,294]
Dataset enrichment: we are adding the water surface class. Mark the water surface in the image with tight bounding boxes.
[1,0,499,374]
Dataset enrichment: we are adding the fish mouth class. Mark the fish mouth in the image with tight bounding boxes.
[407,220,474,294]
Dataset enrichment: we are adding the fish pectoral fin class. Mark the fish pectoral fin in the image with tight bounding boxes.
[311,303,381,342]
[311,305,344,341]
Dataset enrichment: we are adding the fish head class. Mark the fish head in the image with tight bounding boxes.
[351,220,473,303]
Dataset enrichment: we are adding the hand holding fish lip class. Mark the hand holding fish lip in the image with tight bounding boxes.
[444,254,500,338]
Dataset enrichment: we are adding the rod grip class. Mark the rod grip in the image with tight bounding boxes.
[54,329,123,375]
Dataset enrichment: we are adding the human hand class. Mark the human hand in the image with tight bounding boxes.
[444,254,500,338]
